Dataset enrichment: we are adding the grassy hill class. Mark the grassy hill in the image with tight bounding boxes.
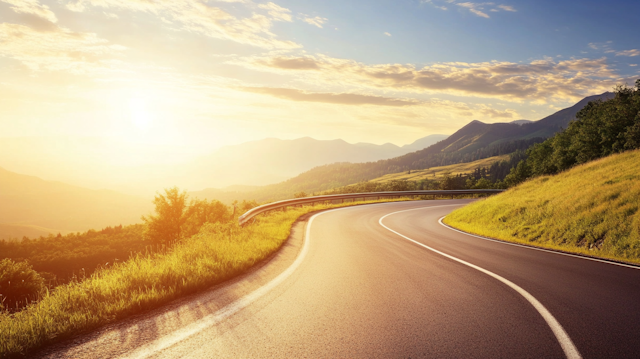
[0,167,152,239]
[444,149,640,264]
[371,155,509,183]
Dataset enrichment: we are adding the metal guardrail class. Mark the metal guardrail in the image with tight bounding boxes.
[238,189,504,225]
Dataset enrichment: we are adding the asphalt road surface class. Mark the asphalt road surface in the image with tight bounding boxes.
[40,200,640,359]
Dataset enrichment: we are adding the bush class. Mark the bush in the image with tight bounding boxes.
[0,259,45,311]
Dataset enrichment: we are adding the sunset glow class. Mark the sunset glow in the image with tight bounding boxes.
[1,0,639,193]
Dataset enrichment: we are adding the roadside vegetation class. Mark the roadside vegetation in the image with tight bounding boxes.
[0,193,424,357]
[445,81,640,263]
[444,150,640,263]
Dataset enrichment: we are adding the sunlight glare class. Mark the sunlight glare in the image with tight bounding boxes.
[129,97,153,130]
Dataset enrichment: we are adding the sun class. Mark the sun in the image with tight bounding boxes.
[129,97,153,130]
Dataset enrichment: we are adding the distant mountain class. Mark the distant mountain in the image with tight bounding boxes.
[400,134,450,152]
[199,92,615,203]
[181,135,448,189]
[0,167,152,239]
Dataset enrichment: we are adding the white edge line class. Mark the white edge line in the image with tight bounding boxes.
[379,206,582,359]
[439,216,640,270]
[121,206,353,359]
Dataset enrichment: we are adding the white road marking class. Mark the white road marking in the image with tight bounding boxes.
[379,206,583,359]
[439,216,640,270]
[120,207,350,359]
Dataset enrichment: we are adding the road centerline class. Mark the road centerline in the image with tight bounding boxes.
[379,206,582,359]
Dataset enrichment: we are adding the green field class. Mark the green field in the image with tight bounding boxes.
[444,149,640,264]
[371,155,509,183]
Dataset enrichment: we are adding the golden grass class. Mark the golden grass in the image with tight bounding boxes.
[371,155,509,183]
[444,150,640,264]
[0,196,430,357]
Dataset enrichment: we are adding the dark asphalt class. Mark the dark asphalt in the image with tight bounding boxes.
[40,200,640,358]
[134,200,640,358]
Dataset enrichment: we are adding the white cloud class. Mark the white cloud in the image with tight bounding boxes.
[301,15,327,28]
[497,4,516,12]
[1,0,58,22]
[238,54,628,103]
[384,32,392,37]
[65,0,300,49]
[457,2,491,18]
[0,23,125,74]
[258,2,292,22]
[616,49,640,57]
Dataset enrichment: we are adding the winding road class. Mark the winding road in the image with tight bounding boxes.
[40,200,640,359]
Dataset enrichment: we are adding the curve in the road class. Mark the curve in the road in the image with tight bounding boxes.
[380,206,582,359]
[121,206,353,359]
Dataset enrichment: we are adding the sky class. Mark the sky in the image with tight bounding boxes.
[1,0,639,187]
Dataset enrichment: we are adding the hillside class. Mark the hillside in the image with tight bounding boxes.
[0,167,152,239]
[371,155,509,183]
[199,92,611,203]
[444,149,640,263]
[182,135,448,189]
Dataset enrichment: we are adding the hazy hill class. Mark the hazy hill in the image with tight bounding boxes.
[183,135,448,189]
[0,135,447,196]
[0,167,152,239]
[196,92,614,203]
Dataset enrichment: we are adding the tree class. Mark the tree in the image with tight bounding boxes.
[504,160,532,187]
[182,199,231,238]
[0,259,45,311]
[142,187,189,246]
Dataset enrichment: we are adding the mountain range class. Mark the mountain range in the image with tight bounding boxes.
[181,134,448,189]
[192,92,615,203]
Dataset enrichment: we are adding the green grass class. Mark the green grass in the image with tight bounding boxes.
[444,150,640,264]
[371,155,508,183]
[0,196,425,357]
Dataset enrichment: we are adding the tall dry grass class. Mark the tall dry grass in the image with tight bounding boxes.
[444,150,640,263]
[0,197,423,357]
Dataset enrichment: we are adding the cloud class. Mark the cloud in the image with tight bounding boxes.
[616,49,640,57]
[269,56,320,70]
[258,2,292,22]
[456,2,490,18]
[497,4,516,11]
[301,15,327,28]
[384,32,392,37]
[238,54,627,102]
[1,0,58,23]
[0,0,58,23]
[0,22,125,74]
[65,0,300,49]
[242,87,420,106]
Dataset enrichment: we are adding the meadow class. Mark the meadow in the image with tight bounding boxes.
[370,155,509,182]
[444,149,640,264]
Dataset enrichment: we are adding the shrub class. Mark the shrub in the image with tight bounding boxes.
[0,259,45,311]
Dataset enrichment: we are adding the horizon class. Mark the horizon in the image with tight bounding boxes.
[2,0,639,192]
